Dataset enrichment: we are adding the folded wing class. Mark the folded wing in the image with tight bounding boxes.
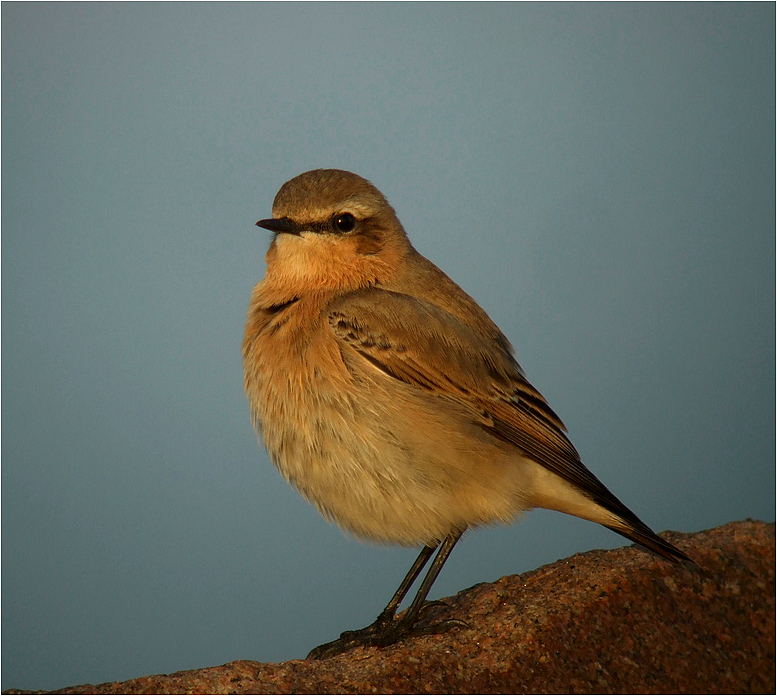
[328,287,692,565]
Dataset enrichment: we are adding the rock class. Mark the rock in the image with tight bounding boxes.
[6,520,774,695]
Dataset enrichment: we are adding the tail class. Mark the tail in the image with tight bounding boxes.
[604,518,695,567]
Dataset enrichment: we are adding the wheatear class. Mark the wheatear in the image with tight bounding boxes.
[243,169,692,659]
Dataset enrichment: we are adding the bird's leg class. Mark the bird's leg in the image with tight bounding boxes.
[372,543,437,629]
[370,530,464,645]
[307,530,464,659]
[306,543,436,659]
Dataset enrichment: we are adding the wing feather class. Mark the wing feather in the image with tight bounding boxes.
[327,288,667,539]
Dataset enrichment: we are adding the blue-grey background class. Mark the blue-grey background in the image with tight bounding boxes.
[3,3,774,691]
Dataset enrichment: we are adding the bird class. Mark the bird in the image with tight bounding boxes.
[242,168,693,660]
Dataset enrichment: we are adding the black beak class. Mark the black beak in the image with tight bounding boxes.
[256,217,300,235]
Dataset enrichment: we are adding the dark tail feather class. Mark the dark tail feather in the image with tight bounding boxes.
[605,521,696,568]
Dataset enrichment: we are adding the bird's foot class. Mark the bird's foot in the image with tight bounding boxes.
[306,605,466,660]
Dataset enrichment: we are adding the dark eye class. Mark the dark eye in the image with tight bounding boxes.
[333,213,356,233]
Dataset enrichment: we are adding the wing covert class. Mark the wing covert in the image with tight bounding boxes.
[326,287,651,531]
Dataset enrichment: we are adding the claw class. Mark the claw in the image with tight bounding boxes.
[411,617,470,636]
[418,599,450,617]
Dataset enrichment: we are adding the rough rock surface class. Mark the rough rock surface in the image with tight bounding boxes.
[6,520,775,695]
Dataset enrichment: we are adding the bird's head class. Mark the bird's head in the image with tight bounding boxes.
[257,169,412,294]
